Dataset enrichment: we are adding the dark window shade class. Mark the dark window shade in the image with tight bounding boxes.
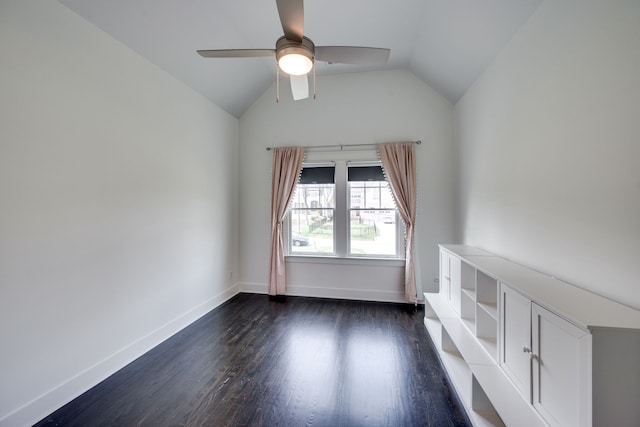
[348,165,385,182]
[299,166,335,184]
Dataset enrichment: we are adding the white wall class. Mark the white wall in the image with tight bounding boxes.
[239,70,456,301]
[456,0,640,309]
[0,2,239,425]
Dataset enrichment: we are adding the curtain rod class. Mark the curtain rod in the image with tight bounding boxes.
[265,140,421,151]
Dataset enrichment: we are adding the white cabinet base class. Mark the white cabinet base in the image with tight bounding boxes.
[424,293,504,426]
[428,245,640,427]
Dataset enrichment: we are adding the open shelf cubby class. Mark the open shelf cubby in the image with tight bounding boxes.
[461,262,476,294]
[424,290,505,427]
[461,290,476,328]
[476,271,497,310]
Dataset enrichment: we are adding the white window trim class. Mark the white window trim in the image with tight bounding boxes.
[285,255,405,267]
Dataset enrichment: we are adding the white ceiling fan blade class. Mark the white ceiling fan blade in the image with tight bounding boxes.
[290,74,309,100]
[315,46,390,65]
[276,0,304,42]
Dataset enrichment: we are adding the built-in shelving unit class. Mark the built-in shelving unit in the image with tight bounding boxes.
[424,291,504,427]
[425,245,640,427]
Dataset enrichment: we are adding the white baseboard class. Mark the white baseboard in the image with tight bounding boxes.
[239,282,268,294]
[0,284,240,427]
[239,282,406,303]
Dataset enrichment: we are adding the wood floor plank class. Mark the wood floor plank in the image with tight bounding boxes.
[35,294,470,426]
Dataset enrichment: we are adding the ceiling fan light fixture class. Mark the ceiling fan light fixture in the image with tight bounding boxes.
[276,36,315,76]
[278,53,313,75]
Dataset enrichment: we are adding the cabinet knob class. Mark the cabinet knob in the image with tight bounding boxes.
[522,346,531,353]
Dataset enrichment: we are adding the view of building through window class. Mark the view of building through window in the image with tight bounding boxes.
[348,180,397,256]
[289,183,335,254]
[288,163,401,257]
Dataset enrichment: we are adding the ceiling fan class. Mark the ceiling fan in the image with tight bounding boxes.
[197,0,390,101]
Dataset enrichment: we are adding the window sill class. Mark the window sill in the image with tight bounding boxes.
[285,255,405,268]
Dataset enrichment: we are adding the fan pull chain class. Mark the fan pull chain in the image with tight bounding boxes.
[313,59,317,100]
[276,62,280,104]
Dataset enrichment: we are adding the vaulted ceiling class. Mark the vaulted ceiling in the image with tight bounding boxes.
[57,0,542,118]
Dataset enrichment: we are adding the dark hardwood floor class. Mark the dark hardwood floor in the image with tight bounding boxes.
[35,293,470,427]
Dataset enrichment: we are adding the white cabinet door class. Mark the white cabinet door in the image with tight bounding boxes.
[532,303,591,427]
[500,284,532,401]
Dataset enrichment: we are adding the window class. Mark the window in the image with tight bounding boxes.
[287,161,403,258]
[348,165,397,256]
[289,166,335,254]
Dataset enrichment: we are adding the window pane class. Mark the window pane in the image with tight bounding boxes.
[350,186,364,209]
[290,208,334,253]
[379,183,396,209]
[349,179,398,256]
[349,209,397,256]
[290,181,335,254]
[350,181,395,209]
[292,183,335,208]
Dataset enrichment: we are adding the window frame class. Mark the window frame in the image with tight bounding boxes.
[285,159,404,260]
